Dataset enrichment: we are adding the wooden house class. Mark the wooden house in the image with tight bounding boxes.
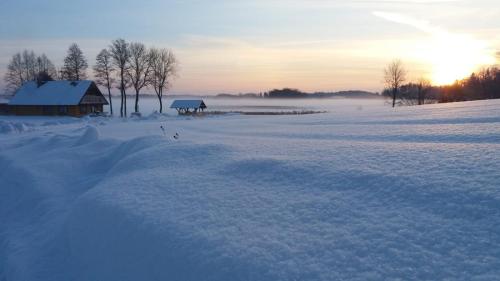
[170,100,207,115]
[7,80,108,117]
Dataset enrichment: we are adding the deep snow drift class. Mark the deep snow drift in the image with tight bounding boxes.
[1,98,499,280]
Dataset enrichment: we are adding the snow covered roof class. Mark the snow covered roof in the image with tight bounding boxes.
[8,80,102,106]
[170,100,207,109]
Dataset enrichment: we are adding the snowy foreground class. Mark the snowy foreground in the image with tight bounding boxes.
[1,98,500,280]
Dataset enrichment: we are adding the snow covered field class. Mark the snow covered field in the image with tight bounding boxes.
[1,98,499,280]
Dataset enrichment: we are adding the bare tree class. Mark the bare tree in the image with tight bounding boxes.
[62,43,88,80]
[36,54,57,78]
[384,59,407,107]
[94,49,115,115]
[417,77,431,105]
[4,50,57,94]
[22,50,37,81]
[127,42,151,113]
[110,39,130,117]
[385,78,435,106]
[149,48,178,113]
[4,53,24,94]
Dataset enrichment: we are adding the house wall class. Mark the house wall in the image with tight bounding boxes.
[8,105,81,117]
[0,104,9,114]
[78,104,103,115]
[5,104,104,117]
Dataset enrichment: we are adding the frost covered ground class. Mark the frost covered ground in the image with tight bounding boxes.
[1,98,500,281]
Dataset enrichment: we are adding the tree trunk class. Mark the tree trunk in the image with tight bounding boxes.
[120,72,124,117]
[120,89,124,117]
[392,88,397,108]
[159,93,163,113]
[135,89,139,113]
[107,87,113,115]
[124,91,127,117]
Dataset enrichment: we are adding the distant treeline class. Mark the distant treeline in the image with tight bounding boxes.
[217,88,380,99]
[437,67,500,103]
[383,64,500,106]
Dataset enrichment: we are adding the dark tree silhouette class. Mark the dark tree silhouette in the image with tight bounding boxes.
[127,42,151,113]
[4,53,25,94]
[437,66,500,103]
[34,54,57,81]
[149,48,177,113]
[62,43,88,80]
[110,39,130,117]
[4,50,56,94]
[389,81,435,106]
[268,88,307,98]
[384,60,407,107]
[94,49,115,115]
[416,78,431,105]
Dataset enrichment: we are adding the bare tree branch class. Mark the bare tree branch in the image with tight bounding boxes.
[127,42,151,114]
[384,59,407,108]
[62,43,88,81]
[149,48,178,113]
[110,39,130,117]
[3,50,57,95]
[94,49,115,115]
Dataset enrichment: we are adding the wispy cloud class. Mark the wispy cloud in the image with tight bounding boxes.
[372,11,445,34]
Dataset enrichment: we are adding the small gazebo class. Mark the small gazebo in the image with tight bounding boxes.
[170,100,207,115]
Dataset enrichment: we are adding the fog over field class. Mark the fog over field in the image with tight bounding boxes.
[111,96,385,115]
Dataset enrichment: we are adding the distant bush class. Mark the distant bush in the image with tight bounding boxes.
[268,88,308,98]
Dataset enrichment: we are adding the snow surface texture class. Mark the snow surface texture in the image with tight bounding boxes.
[1,98,500,281]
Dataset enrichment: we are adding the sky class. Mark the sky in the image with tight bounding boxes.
[0,0,499,95]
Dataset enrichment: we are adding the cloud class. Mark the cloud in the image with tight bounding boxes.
[372,11,445,35]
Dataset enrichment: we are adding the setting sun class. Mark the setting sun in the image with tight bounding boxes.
[426,33,495,85]
[374,11,497,86]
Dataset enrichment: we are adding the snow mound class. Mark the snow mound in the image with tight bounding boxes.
[74,125,99,146]
[131,111,172,121]
[0,121,31,134]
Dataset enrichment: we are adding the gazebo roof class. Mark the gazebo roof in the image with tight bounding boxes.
[170,100,207,109]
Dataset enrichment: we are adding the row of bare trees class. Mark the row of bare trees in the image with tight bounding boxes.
[4,44,90,93]
[383,60,433,107]
[383,59,500,106]
[93,39,178,117]
[4,40,178,117]
[4,50,58,93]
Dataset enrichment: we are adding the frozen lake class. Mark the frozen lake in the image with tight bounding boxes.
[107,95,386,115]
